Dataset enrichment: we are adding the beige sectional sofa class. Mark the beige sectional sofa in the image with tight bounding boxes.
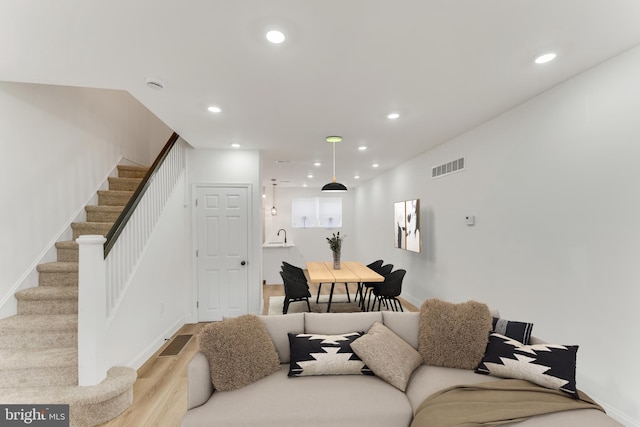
[181,311,620,427]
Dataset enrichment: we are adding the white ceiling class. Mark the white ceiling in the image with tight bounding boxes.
[3,1,640,188]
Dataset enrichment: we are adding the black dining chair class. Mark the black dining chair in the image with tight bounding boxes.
[354,260,383,305]
[363,263,393,311]
[281,261,309,284]
[367,260,384,270]
[371,269,407,312]
[280,270,312,314]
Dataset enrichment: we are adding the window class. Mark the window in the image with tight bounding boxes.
[292,197,342,228]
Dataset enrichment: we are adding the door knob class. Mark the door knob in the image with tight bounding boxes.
[241,261,246,266]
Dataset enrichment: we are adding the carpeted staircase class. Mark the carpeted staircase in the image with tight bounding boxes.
[0,165,148,427]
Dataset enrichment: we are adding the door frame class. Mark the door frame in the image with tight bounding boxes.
[190,183,258,322]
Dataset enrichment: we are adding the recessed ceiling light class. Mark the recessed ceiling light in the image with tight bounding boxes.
[266,30,285,44]
[313,162,321,167]
[307,174,314,179]
[358,146,367,151]
[372,163,379,168]
[354,175,360,179]
[387,113,400,119]
[208,106,221,113]
[231,143,240,148]
[534,52,557,64]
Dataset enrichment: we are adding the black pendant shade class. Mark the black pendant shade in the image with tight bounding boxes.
[322,136,347,192]
[321,181,348,192]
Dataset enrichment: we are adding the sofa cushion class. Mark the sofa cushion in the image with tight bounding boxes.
[419,299,492,369]
[476,333,579,398]
[304,312,382,334]
[382,311,420,349]
[504,409,623,426]
[405,365,496,415]
[259,313,305,363]
[180,365,413,427]
[492,316,533,344]
[198,314,281,391]
[288,332,372,376]
[351,321,422,391]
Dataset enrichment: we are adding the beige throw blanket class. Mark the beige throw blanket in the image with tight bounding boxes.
[411,379,604,427]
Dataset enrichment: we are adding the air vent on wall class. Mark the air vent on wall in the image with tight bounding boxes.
[432,157,465,179]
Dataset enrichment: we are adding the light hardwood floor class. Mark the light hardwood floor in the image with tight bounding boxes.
[98,283,417,427]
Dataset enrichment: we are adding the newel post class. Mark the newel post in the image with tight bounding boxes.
[76,235,108,386]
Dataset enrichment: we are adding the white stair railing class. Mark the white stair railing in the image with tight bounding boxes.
[77,134,186,385]
[104,137,186,320]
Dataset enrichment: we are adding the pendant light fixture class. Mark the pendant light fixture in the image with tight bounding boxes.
[321,136,347,192]
[270,179,278,216]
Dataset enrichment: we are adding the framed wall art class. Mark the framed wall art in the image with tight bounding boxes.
[394,199,420,253]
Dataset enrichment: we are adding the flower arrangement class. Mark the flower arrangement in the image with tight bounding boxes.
[326,232,343,253]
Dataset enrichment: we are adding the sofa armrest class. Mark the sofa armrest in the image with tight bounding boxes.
[528,336,547,345]
[187,352,214,410]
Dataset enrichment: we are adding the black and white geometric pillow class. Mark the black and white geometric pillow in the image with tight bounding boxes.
[288,332,373,377]
[492,317,534,344]
[476,333,579,398]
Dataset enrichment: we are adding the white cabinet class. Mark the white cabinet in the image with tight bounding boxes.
[262,243,305,285]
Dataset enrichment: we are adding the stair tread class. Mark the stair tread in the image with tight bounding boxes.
[0,314,77,331]
[71,221,113,226]
[108,176,143,182]
[118,165,148,172]
[36,262,78,273]
[0,366,136,404]
[85,205,124,212]
[97,190,134,195]
[0,347,77,368]
[55,241,78,249]
[15,286,78,300]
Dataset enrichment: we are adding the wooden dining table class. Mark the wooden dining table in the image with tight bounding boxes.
[305,261,384,312]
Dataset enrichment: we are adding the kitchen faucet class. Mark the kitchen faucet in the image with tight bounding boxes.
[277,228,287,244]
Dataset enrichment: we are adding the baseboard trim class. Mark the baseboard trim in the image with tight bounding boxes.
[126,316,186,371]
[400,292,422,310]
[599,401,639,427]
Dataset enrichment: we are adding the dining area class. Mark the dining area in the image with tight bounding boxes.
[262,223,414,315]
[276,259,409,315]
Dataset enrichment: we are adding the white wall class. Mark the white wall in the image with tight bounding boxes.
[0,82,171,318]
[263,187,356,284]
[354,46,640,425]
[187,148,263,318]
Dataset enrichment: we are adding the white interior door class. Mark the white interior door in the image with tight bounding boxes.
[196,185,249,321]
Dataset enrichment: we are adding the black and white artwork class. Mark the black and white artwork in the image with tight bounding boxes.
[394,201,406,249]
[394,199,420,253]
